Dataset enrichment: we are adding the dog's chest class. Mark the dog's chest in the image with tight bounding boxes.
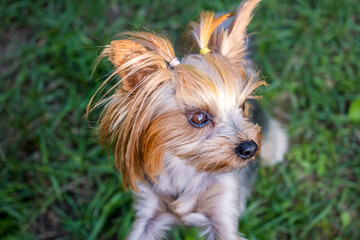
[153,153,214,198]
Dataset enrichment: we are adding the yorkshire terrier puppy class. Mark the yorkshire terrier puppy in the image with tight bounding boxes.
[88,0,287,239]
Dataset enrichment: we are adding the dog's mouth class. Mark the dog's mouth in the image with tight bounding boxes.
[189,153,259,174]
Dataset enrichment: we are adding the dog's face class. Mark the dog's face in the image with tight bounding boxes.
[154,54,263,174]
[88,0,263,190]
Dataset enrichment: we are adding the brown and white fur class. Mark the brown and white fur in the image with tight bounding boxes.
[87,0,288,239]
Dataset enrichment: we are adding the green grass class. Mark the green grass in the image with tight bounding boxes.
[1,0,359,239]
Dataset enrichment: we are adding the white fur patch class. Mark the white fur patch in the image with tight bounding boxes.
[260,119,288,166]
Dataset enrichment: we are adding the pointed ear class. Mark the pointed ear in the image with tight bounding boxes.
[101,39,167,91]
[213,0,261,63]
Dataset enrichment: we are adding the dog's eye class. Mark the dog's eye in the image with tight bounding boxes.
[189,111,210,128]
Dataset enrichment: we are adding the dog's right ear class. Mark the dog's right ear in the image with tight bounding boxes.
[211,0,261,64]
[101,38,168,91]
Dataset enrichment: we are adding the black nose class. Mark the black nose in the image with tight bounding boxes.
[236,141,258,160]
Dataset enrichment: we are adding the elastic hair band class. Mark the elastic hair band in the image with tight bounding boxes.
[169,57,180,67]
[200,47,210,55]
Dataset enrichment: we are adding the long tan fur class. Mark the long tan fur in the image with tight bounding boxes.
[189,12,232,51]
[88,33,179,190]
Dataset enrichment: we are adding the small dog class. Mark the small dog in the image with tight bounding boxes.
[88,0,287,239]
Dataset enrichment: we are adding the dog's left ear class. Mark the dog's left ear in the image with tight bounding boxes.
[90,33,179,191]
[101,38,169,91]
[212,0,261,63]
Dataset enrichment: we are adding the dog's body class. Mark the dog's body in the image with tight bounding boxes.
[128,100,286,240]
[88,0,287,239]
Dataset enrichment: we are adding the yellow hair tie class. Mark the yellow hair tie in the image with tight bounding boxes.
[200,47,210,55]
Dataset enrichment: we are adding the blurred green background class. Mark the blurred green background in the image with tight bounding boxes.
[1,0,359,239]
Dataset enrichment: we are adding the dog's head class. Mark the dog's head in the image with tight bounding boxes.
[88,0,264,190]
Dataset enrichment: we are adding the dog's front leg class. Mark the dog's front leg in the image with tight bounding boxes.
[182,210,243,240]
[127,184,177,240]
[185,176,243,240]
